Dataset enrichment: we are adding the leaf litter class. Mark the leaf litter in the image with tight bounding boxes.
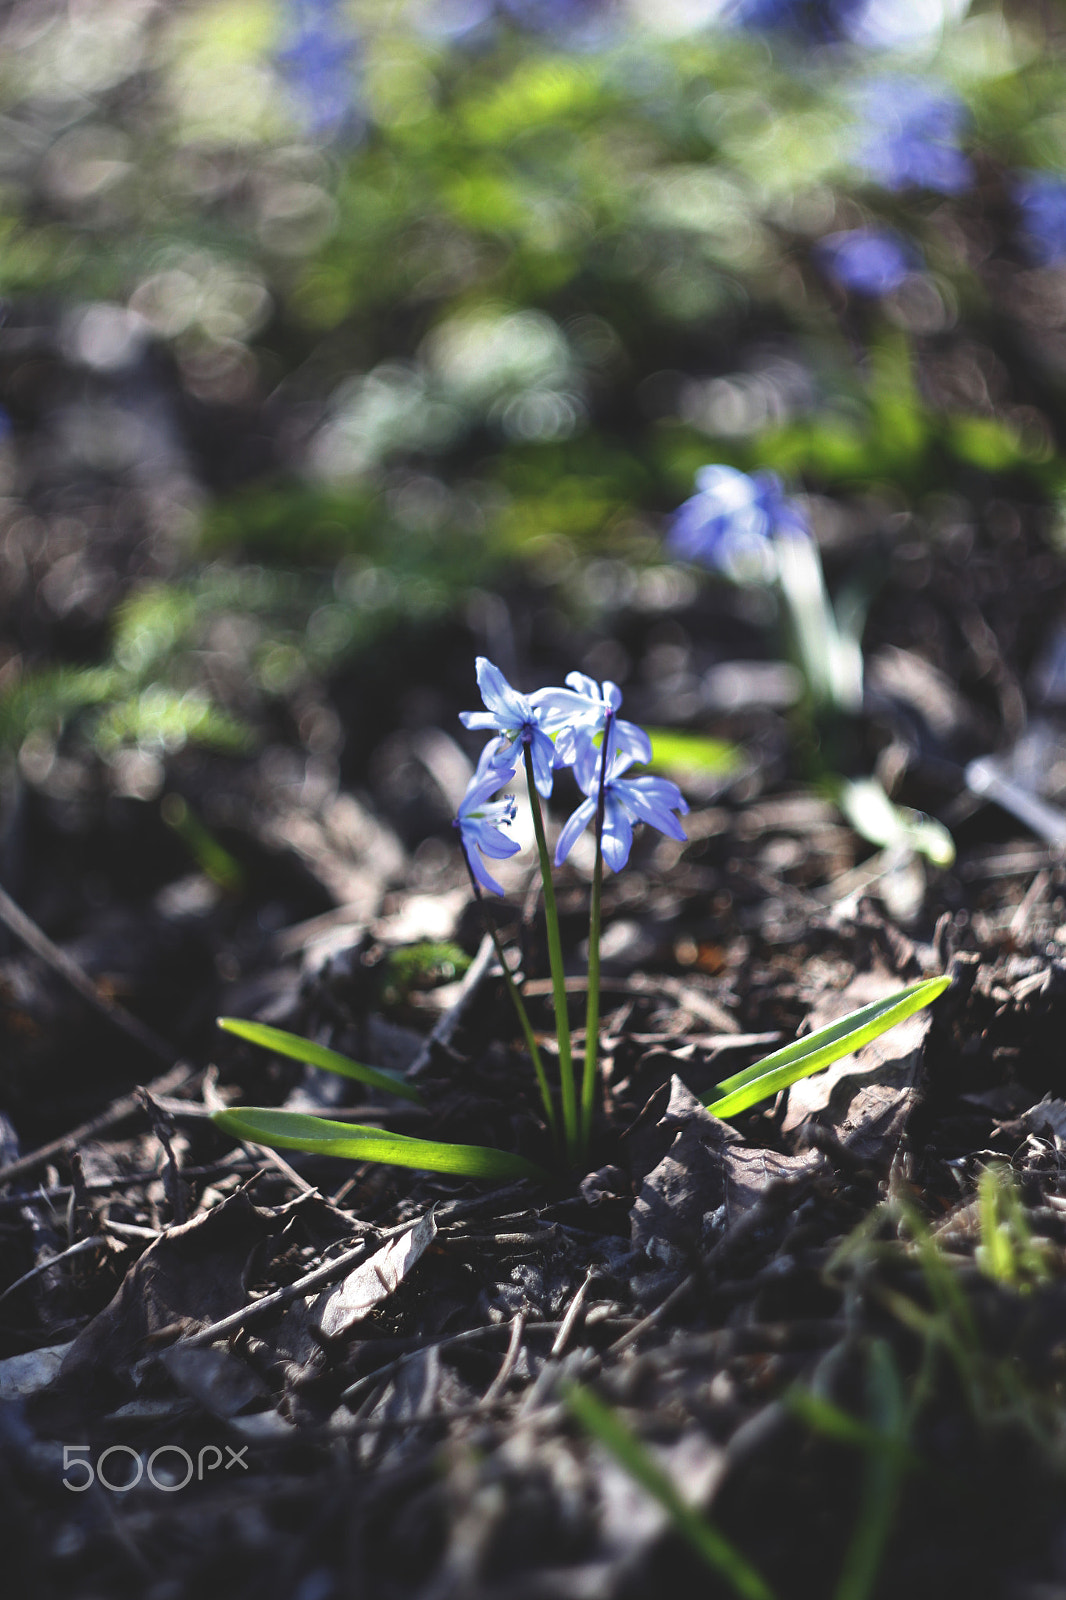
[8,555,1066,1599]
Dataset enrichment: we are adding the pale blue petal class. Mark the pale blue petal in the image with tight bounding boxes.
[601,796,633,872]
[463,836,507,896]
[529,727,557,798]
[474,738,515,783]
[612,718,652,767]
[615,776,689,840]
[460,710,503,731]
[531,686,599,732]
[468,820,521,860]
[572,732,604,795]
[554,797,596,866]
[475,657,531,726]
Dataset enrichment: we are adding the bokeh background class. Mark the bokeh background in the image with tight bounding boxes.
[3,0,1066,912]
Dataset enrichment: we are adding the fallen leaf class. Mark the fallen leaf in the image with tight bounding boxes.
[314,1208,439,1340]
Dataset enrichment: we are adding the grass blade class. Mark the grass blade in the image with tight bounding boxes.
[566,1385,776,1600]
[217,1017,423,1104]
[704,975,949,1120]
[212,1106,552,1184]
[833,1342,909,1600]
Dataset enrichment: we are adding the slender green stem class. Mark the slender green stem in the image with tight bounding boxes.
[581,713,611,1156]
[523,743,578,1166]
[461,854,560,1153]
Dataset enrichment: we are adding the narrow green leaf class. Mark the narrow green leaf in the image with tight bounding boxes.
[211,1106,552,1184]
[704,976,950,1120]
[566,1386,776,1600]
[217,1017,423,1104]
[834,1342,910,1600]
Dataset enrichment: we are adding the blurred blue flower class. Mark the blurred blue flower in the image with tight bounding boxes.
[277,0,361,140]
[554,738,688,873]
[460,657,558,798]
[727,0,969,46]
[668,465,808,577]
[454,746,521,897]
[817,228,917,296]
[727,0,877,43]
[858,78,972,194]
[1014,173,1066,267]
[532,672,652,769]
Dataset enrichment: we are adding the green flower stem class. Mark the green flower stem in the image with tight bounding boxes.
[523,743,579,1166]
[581,714,611,1157]
[461,853,560,1153]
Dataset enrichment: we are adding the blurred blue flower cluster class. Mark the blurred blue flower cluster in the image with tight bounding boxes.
[1014,173,1066,267]
[667,464,809,578]
[729,0,968,47]
[817,227,917,296]
[455,658,686,890]
[858,78,972,194]
[277,0,362,140]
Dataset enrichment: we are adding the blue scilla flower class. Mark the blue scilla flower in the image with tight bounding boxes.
[454,746,521,897]
[532,673,652,769]
[554,737,688,874]
[817,228,918,297]
[668,465,808,579]
[1014,172,1066,267]
[857,78,972,196]
[460,657,558,798]
[277,0,361,140]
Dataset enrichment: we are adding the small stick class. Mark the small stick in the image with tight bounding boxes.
[550,1265,595,1357]
[405,933,497,1080]
[0,1234,106,1306]
[0,1059,197,1189]
[341,1318,566,1407]
[0,880,176,1064]
[0,1160,257,1212]
[608,1183,809,1357]
[137,1088,187,1225]
[481,1309,527,1406]
[178,1232,383,1349]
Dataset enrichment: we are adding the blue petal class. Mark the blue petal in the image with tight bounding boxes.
[529,727,557,798]
[610,717,652,768]
[463,835,507,896]
[460,710,504,732]
[475,657,532,727]
[554,797,596,866]
[615,776,689,841]
[601,796,633,872]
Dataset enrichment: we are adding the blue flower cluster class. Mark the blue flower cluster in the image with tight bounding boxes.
[454,658,687,893]
[1014,172,1066,267]
[817,227,917,296]
[277,0,361,140]
[667,464,809,577]
[857,78,972,195]
[727,0,958,48]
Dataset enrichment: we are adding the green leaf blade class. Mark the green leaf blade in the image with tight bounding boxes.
[566,1385,776,1600]
[217,1017,423,1104]
[704,976,950,1120]
[211,1106,551,1184]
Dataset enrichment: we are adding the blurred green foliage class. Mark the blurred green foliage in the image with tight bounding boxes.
[3,0,1066,760]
